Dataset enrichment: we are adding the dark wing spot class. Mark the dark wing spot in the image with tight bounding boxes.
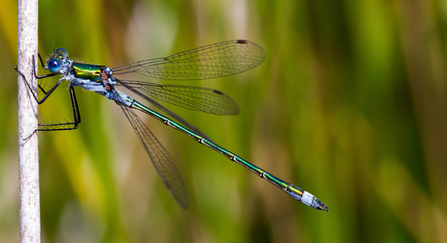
[213,90,224,95]
[236,40,249,44]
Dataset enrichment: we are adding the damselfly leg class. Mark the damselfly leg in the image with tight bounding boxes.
[15,54,81,131]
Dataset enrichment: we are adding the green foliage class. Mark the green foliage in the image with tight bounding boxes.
[1,0,446,242]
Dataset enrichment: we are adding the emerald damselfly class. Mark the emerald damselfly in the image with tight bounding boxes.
[16,40,328,212]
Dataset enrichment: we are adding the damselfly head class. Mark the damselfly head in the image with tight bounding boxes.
[47,48,68,73]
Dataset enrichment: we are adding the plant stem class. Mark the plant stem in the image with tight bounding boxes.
[18,0,40,242]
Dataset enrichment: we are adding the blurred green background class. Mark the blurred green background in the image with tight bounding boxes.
[1,0,447,242]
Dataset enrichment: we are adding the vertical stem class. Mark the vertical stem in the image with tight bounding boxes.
[17,0,40,242]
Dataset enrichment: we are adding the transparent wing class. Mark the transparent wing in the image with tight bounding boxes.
[117,80,216,143]
[117,80,239,115]
[112,40,265,80]
[118,94,189,209]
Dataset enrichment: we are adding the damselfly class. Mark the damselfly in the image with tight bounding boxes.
[16,40,328,212]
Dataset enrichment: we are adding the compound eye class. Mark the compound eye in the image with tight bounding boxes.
[54,48,68,59]
[47,58,62,73]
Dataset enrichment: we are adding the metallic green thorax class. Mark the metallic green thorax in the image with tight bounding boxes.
[72,62,103,81]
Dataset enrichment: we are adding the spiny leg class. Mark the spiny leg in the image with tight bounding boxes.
[15,54,60,104]
[36,84,81,131]
[15,54,81,132]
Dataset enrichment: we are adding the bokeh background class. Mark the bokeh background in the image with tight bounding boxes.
[1,0,447,242]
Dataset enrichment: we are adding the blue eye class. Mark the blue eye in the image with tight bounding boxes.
[48,59,62,73]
